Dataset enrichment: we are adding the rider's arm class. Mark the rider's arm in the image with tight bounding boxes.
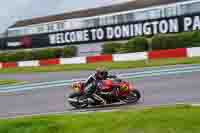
[85,74,96,86]
[107,75,117,79]
[107,73,122,82]
[106,72,117,79]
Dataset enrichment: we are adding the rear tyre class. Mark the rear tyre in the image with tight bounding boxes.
[67,92,88,109]
[123,89,141,104]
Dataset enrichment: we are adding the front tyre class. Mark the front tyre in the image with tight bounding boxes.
[67,92,88,109]
[123,89,141,104]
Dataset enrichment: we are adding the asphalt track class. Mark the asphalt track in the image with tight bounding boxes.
[0,64,199,82]
[0,65,200,118]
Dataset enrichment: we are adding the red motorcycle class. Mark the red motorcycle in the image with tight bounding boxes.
[67,76,141,109]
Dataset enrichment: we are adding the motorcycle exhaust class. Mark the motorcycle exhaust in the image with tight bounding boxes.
[68,98,87,104]
[68,98,78,102]
[92,94,105,104]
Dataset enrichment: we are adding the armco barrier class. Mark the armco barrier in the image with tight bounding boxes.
[148,48,187,59]
[60,57,86,64]
[187,47,200,57]
[2,62,17,68]
[87,55,113,63]
[18,61,39,67]
[113,52,148,62]
[39,58,60,66]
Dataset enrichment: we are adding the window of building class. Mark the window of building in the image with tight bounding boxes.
[134,10,149,21]
[176,4,182,16]
[164,6,177,17]
[64,21,71,30]
[56,22,65,31]
[84,18,100,28]
[47,24,55,32]
[92,18,99,27]
[113,15,118,24]
[180,2,200,15]
[116,15,124,24]
[105,16,112,25]
[23,28,30,35]
[125,13,135,22]
[148,9,161,19]
[29,27,38,34]
[99,17,106,26]
[122,14,129,23]
[84,19,94,28]
[16,29,22,36]
[7,30,16,37]
[70,20,84,29]
[37,25,45,33]
[99,15,119,26]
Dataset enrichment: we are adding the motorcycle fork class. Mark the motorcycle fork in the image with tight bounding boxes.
[113,87,120,97]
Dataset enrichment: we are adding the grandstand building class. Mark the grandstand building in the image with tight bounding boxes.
[1,0,200,55]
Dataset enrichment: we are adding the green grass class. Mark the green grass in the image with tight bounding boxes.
[0,80,21,85]
[0,105,200,133]
[1,57,200,74]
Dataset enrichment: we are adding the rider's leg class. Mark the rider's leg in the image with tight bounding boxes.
[78,82,96,103]
[84,82,96,97]
[92,80,105,104]
[82,80,105,104]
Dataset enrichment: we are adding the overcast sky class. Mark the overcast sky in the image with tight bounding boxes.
[0,0,132,33]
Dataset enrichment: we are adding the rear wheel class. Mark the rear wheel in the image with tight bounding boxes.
[67,92,88,109]
[123,89,141,104]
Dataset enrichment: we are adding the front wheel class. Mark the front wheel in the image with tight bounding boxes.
[123,89,141,104]
[67,92,88,109]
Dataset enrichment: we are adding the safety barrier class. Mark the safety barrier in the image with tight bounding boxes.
[60,57,87,65]
[113,52,148,61]
[1,62,17,68]
[18,61,39,67]
[187,47,200,57]
[0,47,200,69]
[39,59,60,66]
[148,48,187,59]
[87,55,113,63]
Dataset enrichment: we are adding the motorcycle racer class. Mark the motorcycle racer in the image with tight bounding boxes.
[68,67,141,108]
[81,67,117,103]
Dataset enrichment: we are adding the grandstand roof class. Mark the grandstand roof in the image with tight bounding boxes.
[10,0,186,28]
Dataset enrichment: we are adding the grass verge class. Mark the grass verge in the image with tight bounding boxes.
[1,57,200,74]
[0,80,21,85]
[0,105,200,133]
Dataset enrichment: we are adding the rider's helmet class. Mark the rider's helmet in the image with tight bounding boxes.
[95,67,108,80]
